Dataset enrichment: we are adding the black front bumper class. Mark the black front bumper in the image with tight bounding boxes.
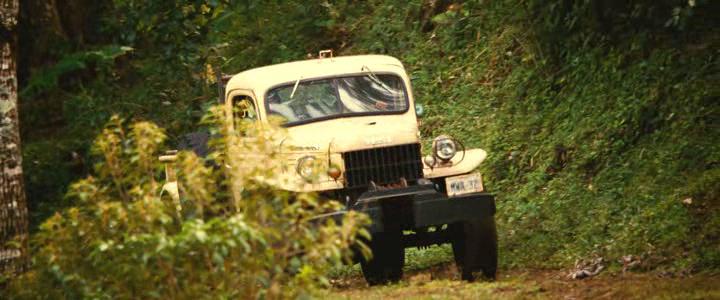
[323,185,495,233]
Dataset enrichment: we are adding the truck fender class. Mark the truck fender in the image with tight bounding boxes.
[423,148,487,178]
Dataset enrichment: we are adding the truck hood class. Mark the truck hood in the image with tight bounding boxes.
[281,114,420,153]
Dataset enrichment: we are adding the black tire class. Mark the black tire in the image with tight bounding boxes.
[360,231,405,285]
[451,218,498,281]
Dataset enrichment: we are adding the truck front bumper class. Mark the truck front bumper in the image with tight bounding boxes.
[322,185,496,233]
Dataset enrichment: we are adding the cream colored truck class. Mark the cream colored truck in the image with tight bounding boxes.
[161,51,497,284]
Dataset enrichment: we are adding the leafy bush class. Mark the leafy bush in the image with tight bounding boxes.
[335,0,718,271]
[6,110,369,299]
[17,0,718,278]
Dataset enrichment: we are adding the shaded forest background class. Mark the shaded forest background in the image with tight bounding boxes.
[18,0,719,272]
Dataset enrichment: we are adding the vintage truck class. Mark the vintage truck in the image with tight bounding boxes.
[161,51,497,285]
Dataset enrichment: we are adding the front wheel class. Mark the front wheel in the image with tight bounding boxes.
[360,231,405,285]
[451,218,498,281]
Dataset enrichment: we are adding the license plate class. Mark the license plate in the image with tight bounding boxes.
[445,173,484,197]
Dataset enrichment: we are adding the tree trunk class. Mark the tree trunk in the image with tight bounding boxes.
[0,0,28,275]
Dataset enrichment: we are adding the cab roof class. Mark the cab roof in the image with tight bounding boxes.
[225,55,406,96]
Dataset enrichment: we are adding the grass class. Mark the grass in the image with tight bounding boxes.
[327,272,720,300]
[326,247,720,299]
[328,244,455,282]
[327,278,544,300]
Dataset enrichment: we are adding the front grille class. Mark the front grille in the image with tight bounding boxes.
[342,143,423,188]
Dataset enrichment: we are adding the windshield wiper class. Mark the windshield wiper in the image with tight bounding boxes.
[361,65,392,92]
[290,76,303,99]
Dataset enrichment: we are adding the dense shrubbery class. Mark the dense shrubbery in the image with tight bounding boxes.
[336,1,718,270]
[18,0,719,278]
[6,110,368,298]
[21,0,350,227]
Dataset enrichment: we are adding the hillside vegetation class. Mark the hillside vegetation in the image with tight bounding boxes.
[17,0,719,285]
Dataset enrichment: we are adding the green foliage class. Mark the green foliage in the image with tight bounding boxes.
[5,111,369,298]
[21,0,229,228]
[22,140,79,230]
[21,45,134,99]
[17,0,719,279]
[336,0,718,271]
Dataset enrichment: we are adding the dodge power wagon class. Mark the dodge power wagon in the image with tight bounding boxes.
[161,51,497,285]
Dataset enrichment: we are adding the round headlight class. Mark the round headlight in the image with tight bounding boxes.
[296,156,317,180]
[434,136,457,161]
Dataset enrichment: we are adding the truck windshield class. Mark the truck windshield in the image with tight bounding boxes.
[265,74,408,126]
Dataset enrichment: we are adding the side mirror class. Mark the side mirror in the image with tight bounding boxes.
[415,103,425,118]
[159,150,178,182]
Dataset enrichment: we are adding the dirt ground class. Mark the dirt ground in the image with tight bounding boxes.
[326,263,720,299]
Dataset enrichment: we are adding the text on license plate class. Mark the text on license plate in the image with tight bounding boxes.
[445,173,484,197]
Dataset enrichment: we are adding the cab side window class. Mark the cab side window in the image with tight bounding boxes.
[232,95,257,125]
